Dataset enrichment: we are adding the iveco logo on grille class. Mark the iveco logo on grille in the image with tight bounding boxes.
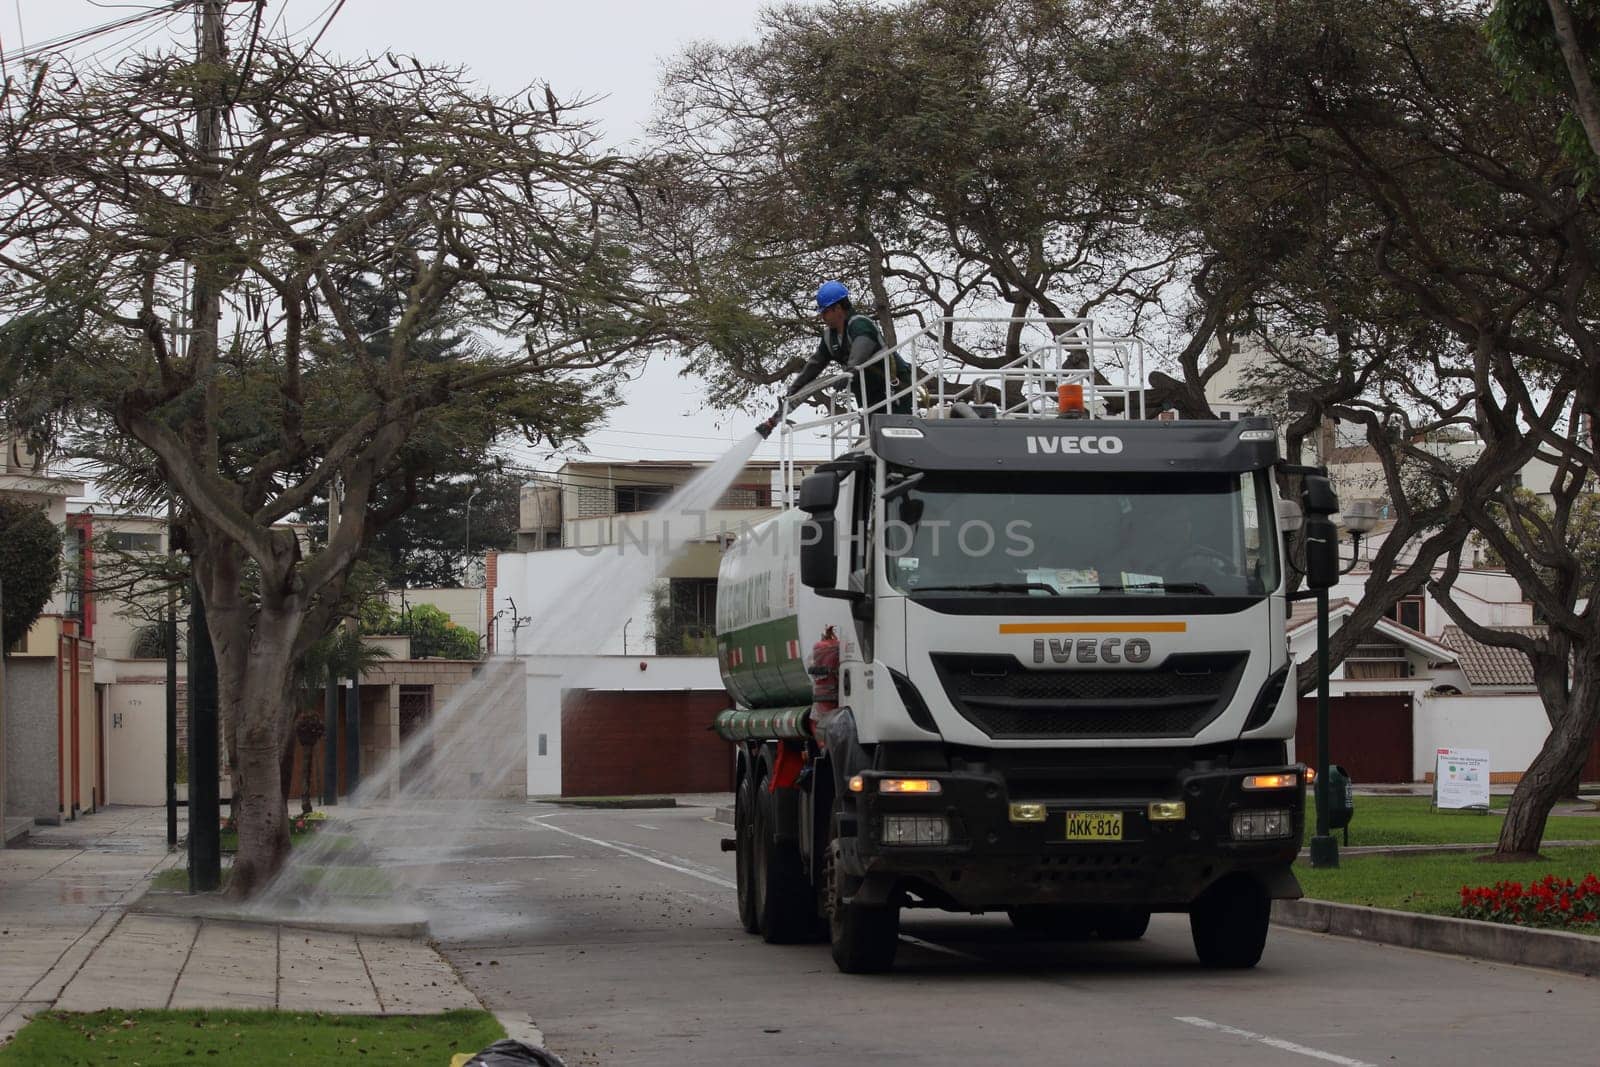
[1026,435,1124,455]
[1033,637,1151,665]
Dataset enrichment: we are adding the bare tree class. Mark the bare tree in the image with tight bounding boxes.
[0,39,651,893]
[1183,0,1600,856]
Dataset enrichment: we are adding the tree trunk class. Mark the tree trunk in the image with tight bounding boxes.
[1490,661,1598,861]
[223,614,300,898]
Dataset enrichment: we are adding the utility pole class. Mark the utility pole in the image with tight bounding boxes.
[324,485,340,805]
[465,486,481,585]
[165,502,178,850]
[0,580,8,847]
[185,0,226,893]
[187,578,221,891]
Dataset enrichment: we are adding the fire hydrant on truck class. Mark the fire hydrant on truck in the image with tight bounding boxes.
[714,317,1338,973]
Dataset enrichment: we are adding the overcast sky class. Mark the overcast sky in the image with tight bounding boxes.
[8,0,837,479]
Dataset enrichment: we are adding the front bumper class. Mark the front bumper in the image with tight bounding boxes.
[843,765,1305,911]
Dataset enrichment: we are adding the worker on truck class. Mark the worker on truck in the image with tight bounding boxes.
[758,280,911,437]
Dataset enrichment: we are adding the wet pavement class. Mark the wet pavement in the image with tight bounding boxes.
[0,806,180,1041]
[0,804,486,1047]
[427,797,1600,1067]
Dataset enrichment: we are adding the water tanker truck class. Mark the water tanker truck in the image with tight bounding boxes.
[714,318,1343,973]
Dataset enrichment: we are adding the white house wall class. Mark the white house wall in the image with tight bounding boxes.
[1324,568,1529,641]
[1412,693,1550,780]
[105,681,166,805]
[494,550,657,656]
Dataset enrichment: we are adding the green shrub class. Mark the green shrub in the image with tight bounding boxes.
[0,498,61,648]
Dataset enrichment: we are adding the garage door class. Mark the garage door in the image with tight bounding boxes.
[561,689,735,797]
[1296,694,1413,784]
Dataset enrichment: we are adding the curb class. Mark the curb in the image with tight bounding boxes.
[131,890,430,939]
[494,1010,546,1048]
[1273,898,1600,976]
[534,796,678,810]
[1297,840,1595,859]
[713,807,733,826]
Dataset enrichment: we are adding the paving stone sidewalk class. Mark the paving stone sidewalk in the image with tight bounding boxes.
[0,805,481,1047]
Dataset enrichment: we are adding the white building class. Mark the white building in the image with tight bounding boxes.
[489,458,791,797]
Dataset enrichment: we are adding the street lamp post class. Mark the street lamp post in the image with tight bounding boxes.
[465,486,482,584]
[1281,473,1379,870]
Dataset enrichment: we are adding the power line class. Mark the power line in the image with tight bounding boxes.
[0,0,188,65]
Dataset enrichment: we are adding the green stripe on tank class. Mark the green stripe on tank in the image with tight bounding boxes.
[718,615,810,707]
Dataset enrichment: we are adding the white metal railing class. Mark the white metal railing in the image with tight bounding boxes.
[776,316,1146,504]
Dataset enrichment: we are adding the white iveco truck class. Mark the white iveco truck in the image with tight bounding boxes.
[715,318,1337,973]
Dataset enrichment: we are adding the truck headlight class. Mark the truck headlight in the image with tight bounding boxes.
[879,814,950,847]
[1231,809,1293,840]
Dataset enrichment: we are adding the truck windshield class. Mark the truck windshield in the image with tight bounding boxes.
[883,470,1281,599]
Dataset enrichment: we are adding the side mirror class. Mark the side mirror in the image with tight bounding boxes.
[1303,515,1339,589]
[1301,473,1339,518]
[797,471,840,515]
[798,472,841,592]
[1299,473,1341,590]
[800,513,838,590]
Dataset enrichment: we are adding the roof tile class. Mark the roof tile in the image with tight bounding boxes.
[1440,625,1544,689]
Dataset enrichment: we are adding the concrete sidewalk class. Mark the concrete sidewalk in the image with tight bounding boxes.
[1,805,484,1047]
[51,914,480,1015]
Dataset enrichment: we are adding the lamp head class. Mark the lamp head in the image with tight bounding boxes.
[1341,498,1380,535]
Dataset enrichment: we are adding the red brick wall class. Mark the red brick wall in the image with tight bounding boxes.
[561,689,734,797]
[485,551,497,653]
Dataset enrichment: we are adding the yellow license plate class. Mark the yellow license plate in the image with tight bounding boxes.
[1064,811,1123,841]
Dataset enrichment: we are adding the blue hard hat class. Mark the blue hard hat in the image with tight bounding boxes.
[815,280,848,310]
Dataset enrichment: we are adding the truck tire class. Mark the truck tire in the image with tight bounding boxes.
[734,772,760,935]
[755,784,815,944]
[1007,906,1095,940]
[825,848,899,973]
[1190,876,1270,968]
[1095,908,1152,941]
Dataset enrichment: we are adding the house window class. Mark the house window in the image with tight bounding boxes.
[63,525,86,619]
[108,531,162,552]
[615,485,672,513]
[719,485,771,509]
[1345,660,1407,680]
[1385,596,1424,632]
[655,578,718,655]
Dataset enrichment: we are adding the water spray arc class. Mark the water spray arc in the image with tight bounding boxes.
[247,433,769,929]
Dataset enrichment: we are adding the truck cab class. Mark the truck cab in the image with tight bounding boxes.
[718,318,1317,972]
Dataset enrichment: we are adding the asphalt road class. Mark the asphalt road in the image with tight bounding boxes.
[429,799,1600,1066]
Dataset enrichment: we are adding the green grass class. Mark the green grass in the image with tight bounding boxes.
[147,864,390,899]
[1319,795,1600,847]
[1296,844,1600,920]
[296,866,394,896]
[149,868,198,892]
[0,1009,504,1065]
[219,829,345,854]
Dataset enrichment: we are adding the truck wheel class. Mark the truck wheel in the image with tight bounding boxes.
[1007,906,1094,940]
[755,784,815,944]
[1095,908,1152,941]
[1190,876,1270,969]
[734,772,760,935]
[825,848,899,973]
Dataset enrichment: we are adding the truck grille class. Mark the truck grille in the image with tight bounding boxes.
[930,652,1248,740]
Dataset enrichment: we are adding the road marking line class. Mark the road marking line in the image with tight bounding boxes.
[1174,1016,1376,1067]
[635,824,660,831]
[527,817,736,889]
[897,934,984,962]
